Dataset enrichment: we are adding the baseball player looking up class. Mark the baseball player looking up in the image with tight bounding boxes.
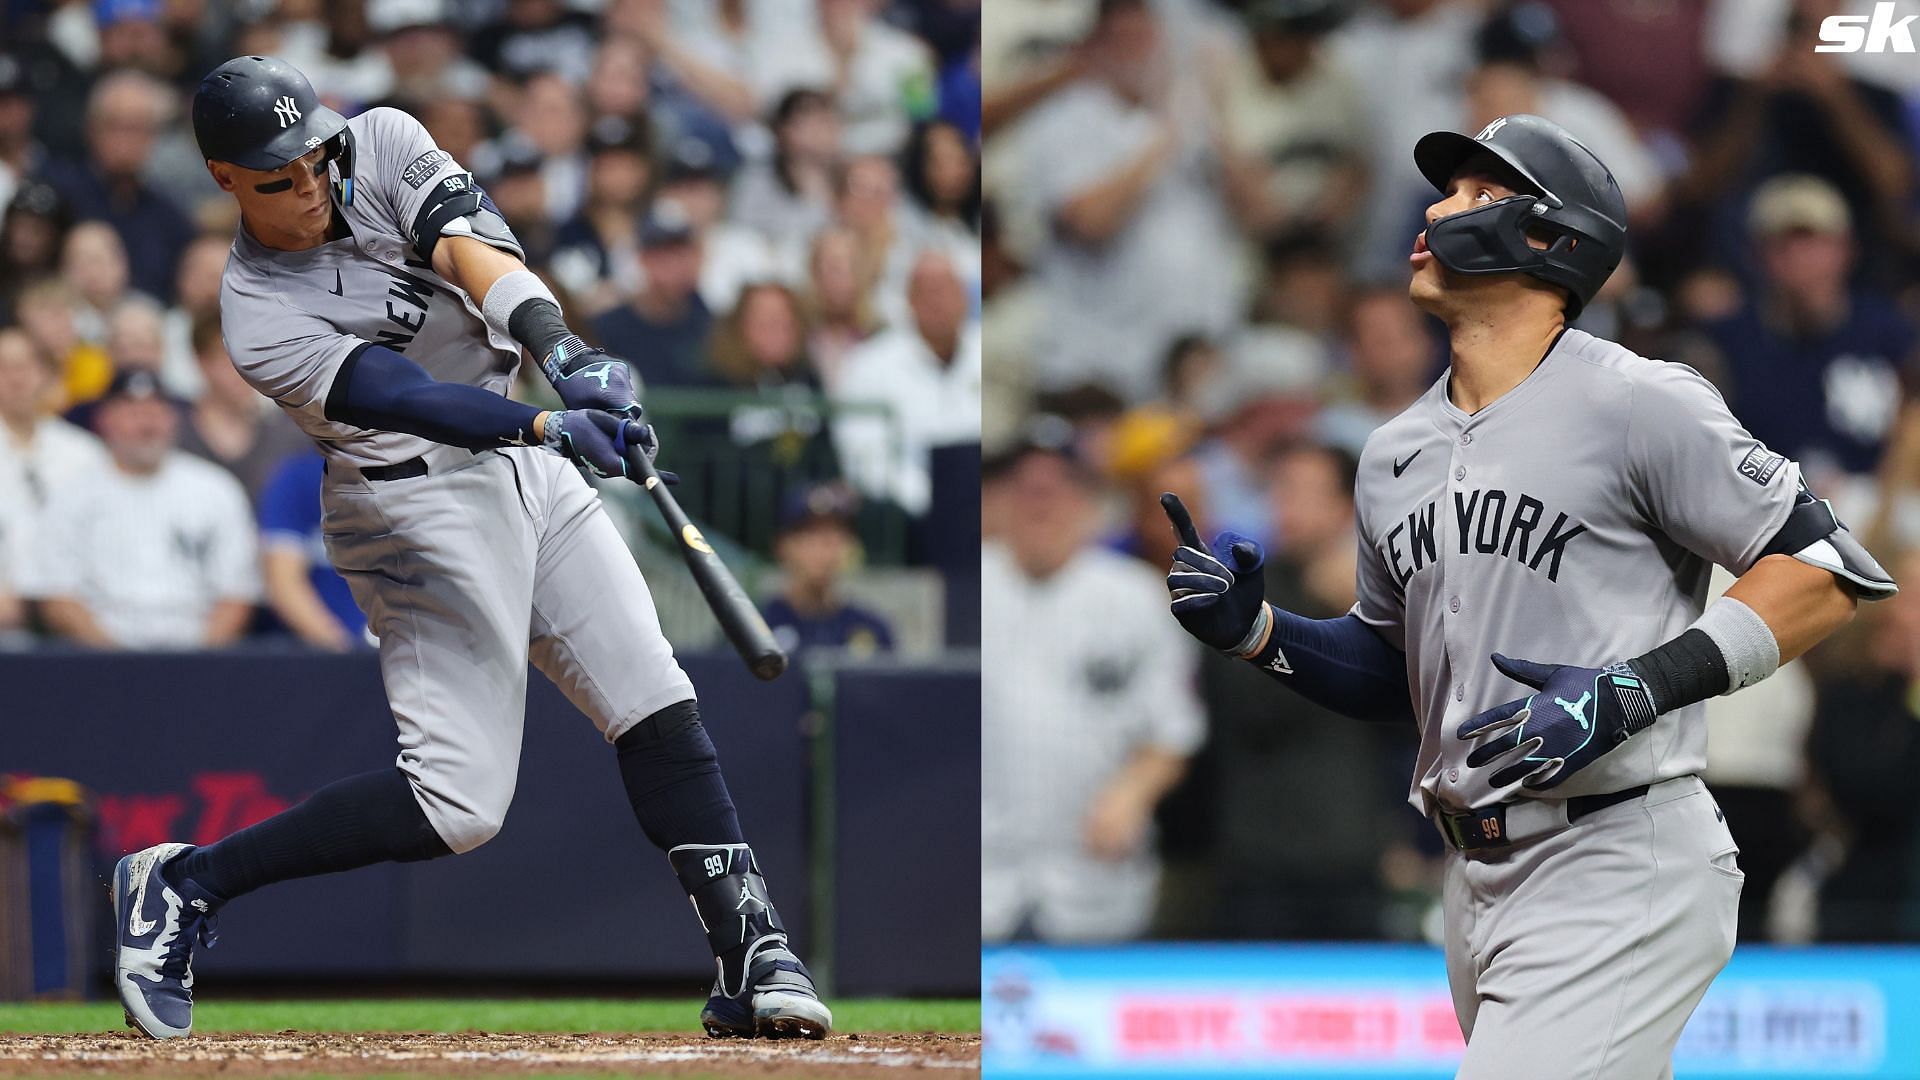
[1163,114,1896,1078]
[109,56,829,1042]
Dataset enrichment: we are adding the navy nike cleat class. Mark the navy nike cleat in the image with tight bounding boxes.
[700,943,834,1039]
[112,843,221,1039]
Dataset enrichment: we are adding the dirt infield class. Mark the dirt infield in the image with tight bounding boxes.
[0,1031,981,1076]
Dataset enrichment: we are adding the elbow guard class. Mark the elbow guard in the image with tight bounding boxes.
[1759,482,1897,600]
[409,172,523,265]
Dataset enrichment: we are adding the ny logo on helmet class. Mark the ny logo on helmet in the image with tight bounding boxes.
[273,95,302,128]
[1476,117,1508,142]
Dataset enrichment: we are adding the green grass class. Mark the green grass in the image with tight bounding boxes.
[0,997,977,1035]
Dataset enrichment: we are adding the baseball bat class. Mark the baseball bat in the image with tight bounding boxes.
[625,446,788,681]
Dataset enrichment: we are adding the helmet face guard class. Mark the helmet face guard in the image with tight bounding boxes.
[1424,194,1602,315]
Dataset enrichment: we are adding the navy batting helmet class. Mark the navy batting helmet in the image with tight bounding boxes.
[192,56,348,172]
[1413,114,1626,318]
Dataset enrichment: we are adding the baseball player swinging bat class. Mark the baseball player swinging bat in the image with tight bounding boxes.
[623,443,787,681]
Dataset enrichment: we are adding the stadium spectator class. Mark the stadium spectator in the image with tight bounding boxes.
[762,481,894,656]
[656,137,781,315]
[93,0,178,78]
[498,71,591,224]
[20,369,258,650]
[257,449,367,652]
[1016,0,1244,400]
[832,154,921,329]
[1676,1,1914,276]
[1196,441,1407,939]
[831,250,979,516]
[364,0,490,112]
[1699,174,1917,487]
[481,142,554,270]
[730,88,842,251]
[1803,550,1920,941]
[13,279,111,409]
[159,232,231,400]
[582,34,653,131]
[175,317,308,504]
[901,118,981,248]
[802,225,880,390]
[982,437,1204,942]
[0,180,70,325]
[470,0,599,84]
[1317,287,1444,455]
[592,200,715,387]
[35,69,195,301]
[548,115,654,315]
[0,328,108,638]
[1215,0,1368,246]
[709,282,815,389]
[0,54,47,217]
[770,0,939,157]
[60,220,134,347]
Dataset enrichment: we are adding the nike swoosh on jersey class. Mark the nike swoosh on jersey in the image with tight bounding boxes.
[329,268,343,296]
[1393,449,1422,477]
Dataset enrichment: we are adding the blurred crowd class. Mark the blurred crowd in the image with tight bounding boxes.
[0,0,982,655]
[982,0,1920,945]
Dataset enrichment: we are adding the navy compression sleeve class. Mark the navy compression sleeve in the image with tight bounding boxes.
[1242,608,1414,724]
[324,343,541,449]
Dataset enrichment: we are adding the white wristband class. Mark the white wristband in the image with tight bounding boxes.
[479,269,557,343]
[1691,596,1780,693]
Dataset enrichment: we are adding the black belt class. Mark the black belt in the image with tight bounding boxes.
[353,448,478,482]
[1438,784,1650,852]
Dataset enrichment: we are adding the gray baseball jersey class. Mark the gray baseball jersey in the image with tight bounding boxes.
[215,106,694,854]
[220,107,524,471]
[1351,328,1801,816]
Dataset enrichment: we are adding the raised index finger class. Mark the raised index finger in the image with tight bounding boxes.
[1160,492,1203,549]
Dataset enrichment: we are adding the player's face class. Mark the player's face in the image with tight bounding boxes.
[209,145,332,244]
[1410,156,1547,313]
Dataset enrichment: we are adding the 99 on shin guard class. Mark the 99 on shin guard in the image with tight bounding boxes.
[669,843,787,996]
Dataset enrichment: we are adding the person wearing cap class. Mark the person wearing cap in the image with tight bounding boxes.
[761,483,894,657]
[34,68,195,301]
[0,181,71,324]
[590,199,718,387]
[481,140,554,270]
[982,435,1205,943]
[1700,173,1918,484]
[549,115,654,316]
[18,367,259,650]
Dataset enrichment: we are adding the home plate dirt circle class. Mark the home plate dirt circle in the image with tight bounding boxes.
[0,1032,982,1076]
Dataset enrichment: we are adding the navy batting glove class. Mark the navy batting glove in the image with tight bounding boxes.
[542,409,636,478]
[1161,492,1267,653]
[1457,654,1660,790]
[544,336,641,419]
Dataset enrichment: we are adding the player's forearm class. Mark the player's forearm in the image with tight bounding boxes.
[203,600,253,648]
[1241,606,1415,724]
[1725,553,1857,664]
[326,344,544,449]
[433,233,528,310]
[40,597,115,647]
